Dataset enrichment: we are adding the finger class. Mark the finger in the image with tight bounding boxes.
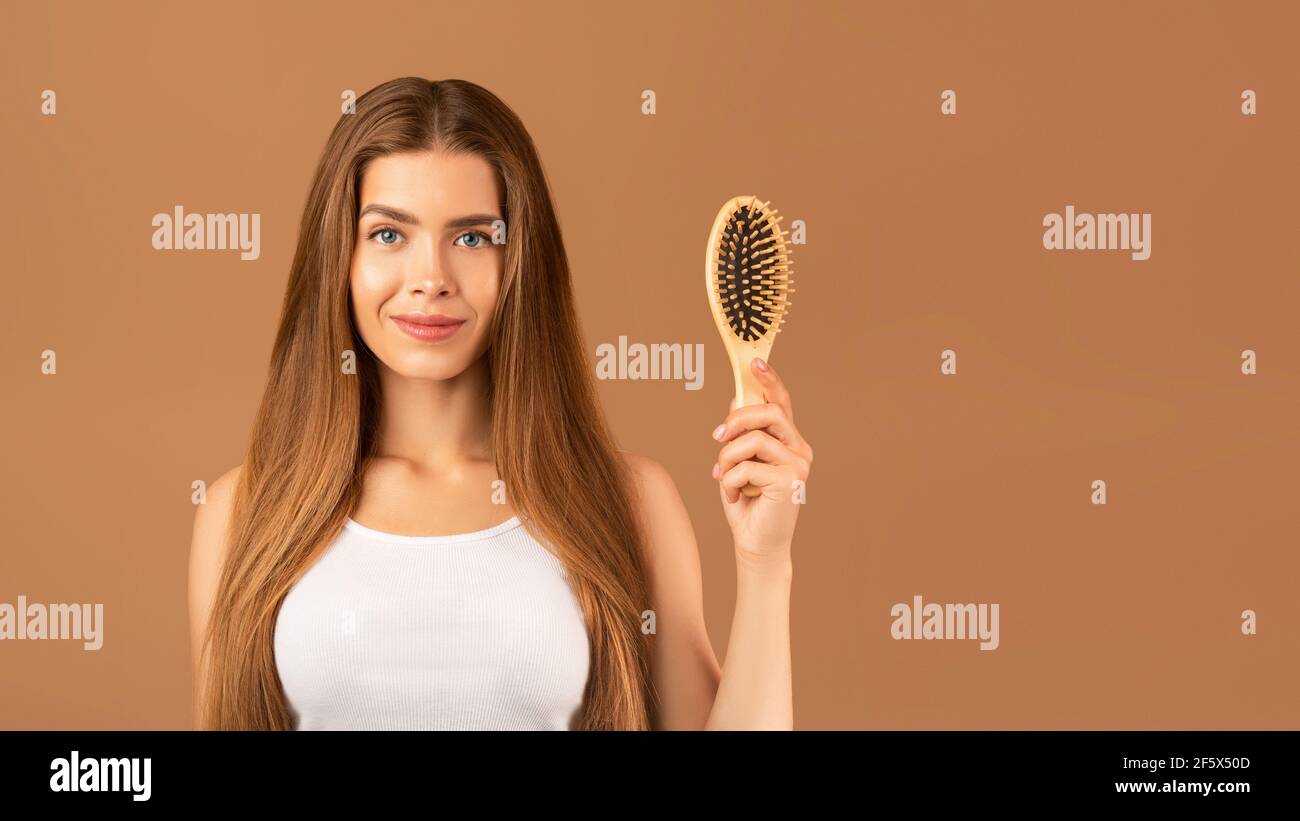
[713,402,807,456]
[718,461,797,503]
[715,429,809,480]
[750,358,794,422]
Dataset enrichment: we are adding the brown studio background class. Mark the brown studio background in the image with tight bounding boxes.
[2,0,1297,729]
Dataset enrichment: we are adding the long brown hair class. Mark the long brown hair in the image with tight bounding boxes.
[197,77,656,730]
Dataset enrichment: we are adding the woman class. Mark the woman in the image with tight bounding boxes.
[187,77,813,730]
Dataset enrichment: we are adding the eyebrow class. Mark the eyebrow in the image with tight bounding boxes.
[358,203,502,230]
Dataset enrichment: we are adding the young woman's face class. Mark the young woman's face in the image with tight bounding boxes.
[350,149,505,380]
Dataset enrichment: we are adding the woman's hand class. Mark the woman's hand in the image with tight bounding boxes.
[710,357,813,571]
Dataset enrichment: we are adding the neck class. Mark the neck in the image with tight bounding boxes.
[372,355,493,471]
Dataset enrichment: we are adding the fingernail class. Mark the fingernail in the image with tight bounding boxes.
[754,358,769,372]
[711,463,721,479]
[711,424,726,441]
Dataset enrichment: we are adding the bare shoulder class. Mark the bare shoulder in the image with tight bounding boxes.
[188,465,243,645]
[619,450,674,496]
[616,450,694,562]
[191,465,243,550]
[617,450,683,521]
[210,464,244,502]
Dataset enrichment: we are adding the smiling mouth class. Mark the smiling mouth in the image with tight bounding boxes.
[390,315,467,342]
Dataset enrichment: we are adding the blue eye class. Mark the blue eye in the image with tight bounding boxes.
[370,227,402,246]
[455,230,491,249]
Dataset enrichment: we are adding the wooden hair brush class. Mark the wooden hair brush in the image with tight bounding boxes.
[705,195,796,497]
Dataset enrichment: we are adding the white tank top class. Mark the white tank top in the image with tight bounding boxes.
[272,513,591,730]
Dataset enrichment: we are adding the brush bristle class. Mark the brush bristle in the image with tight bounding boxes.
[712,198,794,342]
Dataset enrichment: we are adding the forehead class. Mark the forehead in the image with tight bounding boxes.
[358,150,503,215]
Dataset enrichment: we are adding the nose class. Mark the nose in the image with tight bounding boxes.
[407,241,456,299]
[410,275,453,299]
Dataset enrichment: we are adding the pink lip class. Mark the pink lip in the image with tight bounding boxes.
[391,313,466,342]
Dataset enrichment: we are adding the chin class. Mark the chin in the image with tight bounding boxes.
[386,352,475,381]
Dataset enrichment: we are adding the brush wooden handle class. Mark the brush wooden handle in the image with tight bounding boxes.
[734,351,767,497]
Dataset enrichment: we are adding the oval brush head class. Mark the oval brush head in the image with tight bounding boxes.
[705,195,796,497]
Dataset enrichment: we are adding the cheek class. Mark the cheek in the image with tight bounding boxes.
[467,274,501,340]
[352,258,396,301]
[350,256,398,324]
